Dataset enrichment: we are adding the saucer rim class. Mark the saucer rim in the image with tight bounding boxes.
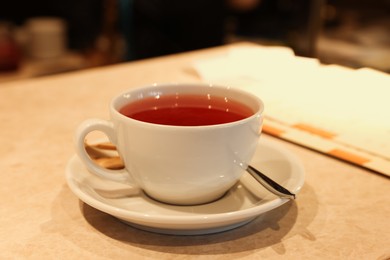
[65,138,304,227]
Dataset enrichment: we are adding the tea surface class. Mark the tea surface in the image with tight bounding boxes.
[120,94,253,126]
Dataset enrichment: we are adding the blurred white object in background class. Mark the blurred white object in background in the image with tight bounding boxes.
[26,17,66,59]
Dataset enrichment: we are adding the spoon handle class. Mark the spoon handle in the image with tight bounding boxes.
[246,165,296,200]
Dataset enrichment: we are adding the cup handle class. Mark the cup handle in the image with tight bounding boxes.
[75,118,134,184]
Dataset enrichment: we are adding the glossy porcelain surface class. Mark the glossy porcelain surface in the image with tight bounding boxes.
[66,139,305,235]
[75,83,264,205]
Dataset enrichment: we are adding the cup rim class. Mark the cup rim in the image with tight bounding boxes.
[110,83,264,129]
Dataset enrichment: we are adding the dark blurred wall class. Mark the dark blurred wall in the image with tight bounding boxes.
[132,0,227,60]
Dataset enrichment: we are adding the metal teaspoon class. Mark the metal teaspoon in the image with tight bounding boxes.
[246,165,296,200]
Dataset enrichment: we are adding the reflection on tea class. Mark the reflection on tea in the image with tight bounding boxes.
[120,94,253,126]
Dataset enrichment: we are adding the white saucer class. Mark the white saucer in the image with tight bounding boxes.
[65,138,304,235]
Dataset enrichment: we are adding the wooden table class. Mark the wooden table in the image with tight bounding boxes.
[1,43,389,259]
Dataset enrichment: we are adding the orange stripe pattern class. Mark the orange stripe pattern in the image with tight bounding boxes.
[262,123,285,137]
[293,123,336,139]
[328,149,370,165]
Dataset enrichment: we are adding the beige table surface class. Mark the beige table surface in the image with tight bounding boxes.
[1,43,389,259]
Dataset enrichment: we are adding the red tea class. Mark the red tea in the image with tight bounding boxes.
[119,94,253,126]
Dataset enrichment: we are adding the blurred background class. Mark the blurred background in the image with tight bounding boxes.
[0,0,389,82]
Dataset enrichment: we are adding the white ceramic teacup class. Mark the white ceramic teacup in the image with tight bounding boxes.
[75,83,264,205]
